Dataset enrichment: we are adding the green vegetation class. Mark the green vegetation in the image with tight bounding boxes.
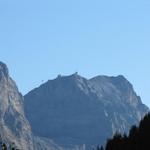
[0,139,18,150]
[96,113,150,150]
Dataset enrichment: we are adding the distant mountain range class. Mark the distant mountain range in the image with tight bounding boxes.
[0,61,149,150]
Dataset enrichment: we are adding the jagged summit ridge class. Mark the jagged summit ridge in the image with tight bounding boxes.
[24,73,149,149]
[35,73,141,105]
[89,74,140,105]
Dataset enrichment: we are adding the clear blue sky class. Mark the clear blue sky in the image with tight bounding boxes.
[0,0,150,107]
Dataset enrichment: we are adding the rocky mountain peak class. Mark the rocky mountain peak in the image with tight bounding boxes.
[0,61,68,150]
[0,61,9,80]
[56,72,83,80]
[0,61,34,150]
[24,73,149,149]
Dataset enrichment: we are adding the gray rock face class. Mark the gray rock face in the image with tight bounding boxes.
[24,73,149,149]
[0,62,34,149]
[0,62,85,150]
[0,61,148,150]
[0,61,9,79]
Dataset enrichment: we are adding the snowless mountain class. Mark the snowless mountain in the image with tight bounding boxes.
[24,73,149,149]
[0,61,149,150]
[0,61,34,149]
[0,61,65,150]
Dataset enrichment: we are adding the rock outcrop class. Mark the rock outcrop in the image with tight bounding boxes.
[24,73,149,149]
[0,61,34,149]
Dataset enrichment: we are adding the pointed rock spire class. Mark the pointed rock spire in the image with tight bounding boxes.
[0,61,9,79]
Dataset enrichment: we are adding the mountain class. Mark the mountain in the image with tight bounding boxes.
[24,73,149,149]
[0,62,65,150]
[0,61,34,149]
